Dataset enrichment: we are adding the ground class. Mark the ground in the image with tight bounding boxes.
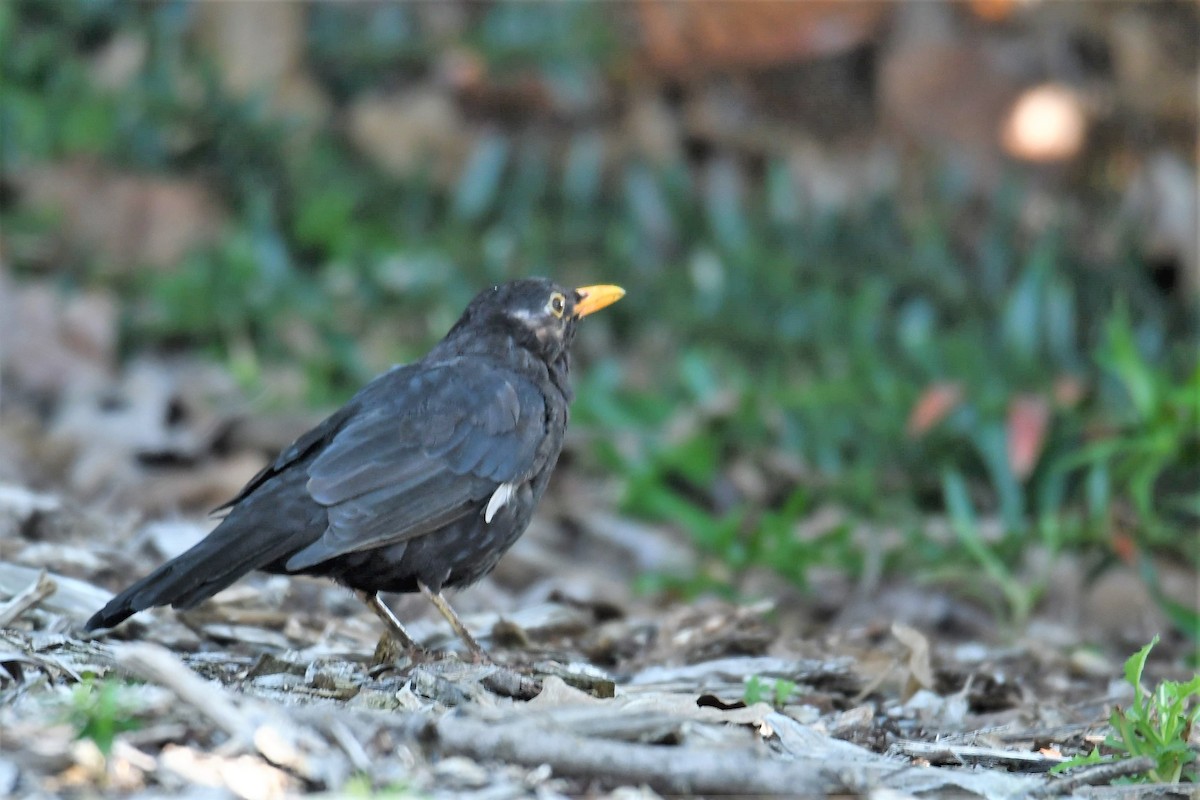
[0,353,1195,799]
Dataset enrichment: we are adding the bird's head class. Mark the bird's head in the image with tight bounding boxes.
[446,278,625,364]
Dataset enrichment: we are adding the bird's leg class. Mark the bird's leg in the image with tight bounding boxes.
[355,590,422,652]
[418,581,491,663]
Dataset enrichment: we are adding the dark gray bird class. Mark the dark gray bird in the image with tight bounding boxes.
[85,279,625,657]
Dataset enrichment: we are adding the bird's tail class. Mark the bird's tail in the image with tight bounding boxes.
[85,510,319,631]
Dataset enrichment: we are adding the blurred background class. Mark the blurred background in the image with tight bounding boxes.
[1,1,1197,652]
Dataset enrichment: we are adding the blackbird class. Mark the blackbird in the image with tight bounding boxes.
[85,278,624,657]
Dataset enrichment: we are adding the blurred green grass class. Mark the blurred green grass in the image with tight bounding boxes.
[2,1,1196,639]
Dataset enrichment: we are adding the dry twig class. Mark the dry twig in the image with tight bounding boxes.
[893,739,1067,772]
[0,570,56,627]
[1031,756,1160,796]
[423,714,850,795]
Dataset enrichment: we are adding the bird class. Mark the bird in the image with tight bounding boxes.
[85,278,625,659]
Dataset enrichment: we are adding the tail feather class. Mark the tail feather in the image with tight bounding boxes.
[85,505,323,631]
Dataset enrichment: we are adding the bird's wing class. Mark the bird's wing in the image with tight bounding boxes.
[214,368,431,514]
[283,360,546,571]
[212,398,362,514]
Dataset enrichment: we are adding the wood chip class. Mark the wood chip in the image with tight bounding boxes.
[893,739,1066,771]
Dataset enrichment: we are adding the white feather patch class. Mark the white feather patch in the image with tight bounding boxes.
[484,481,518,523]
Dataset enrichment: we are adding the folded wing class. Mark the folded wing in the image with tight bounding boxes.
[284,361,545,570]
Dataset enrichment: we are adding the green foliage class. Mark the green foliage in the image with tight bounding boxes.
[772,678,798,707]
[1069,308,1200,546]
[941,469,1044,624]
[742,675,765,705]
[66,676,143,756]
[342,774,418,799]
[1054,636,1200,783]
[743,675,798,708]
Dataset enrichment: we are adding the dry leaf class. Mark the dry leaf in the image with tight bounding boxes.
[347,89,467,181]
[19,160,226,270]
[1110,531,1138,564]
[906,383,963,437]
[638,0,887,73]
[891,622,936,701]
[1006,394,1050,480]
[968,0,1019,23]
[195,1,328,127]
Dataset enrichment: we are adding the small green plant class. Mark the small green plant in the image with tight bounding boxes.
[772,678,798,707]
[1054,636,1200,783]
[743,674,766,705]
[66,677,143,756]
[743,675,797,708]
[342,773,417,798]
[1063,308,1200,543]
[941,469,1046,625]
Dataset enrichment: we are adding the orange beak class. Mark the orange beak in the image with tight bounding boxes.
[573,284,625,318]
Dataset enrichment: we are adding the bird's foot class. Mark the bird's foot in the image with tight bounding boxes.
[370,632,432,667]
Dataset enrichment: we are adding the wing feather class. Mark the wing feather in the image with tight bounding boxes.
[284,360,544,571]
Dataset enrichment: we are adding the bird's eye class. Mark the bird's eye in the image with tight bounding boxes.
[548,292,566,319]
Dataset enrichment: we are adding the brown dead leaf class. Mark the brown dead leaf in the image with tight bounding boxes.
[637,0,888,73]
[19,160,226,270]
[1110,531,1138,565]
[1007,394,1050,480]
[194,2,329,127]
[347,89,468,182]
[879,4,1021,181]
[906,383,962,437]
[891,622,936,702]
[968,0,1019,23]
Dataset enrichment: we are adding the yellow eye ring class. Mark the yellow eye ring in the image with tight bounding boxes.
[548,292,566,318]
